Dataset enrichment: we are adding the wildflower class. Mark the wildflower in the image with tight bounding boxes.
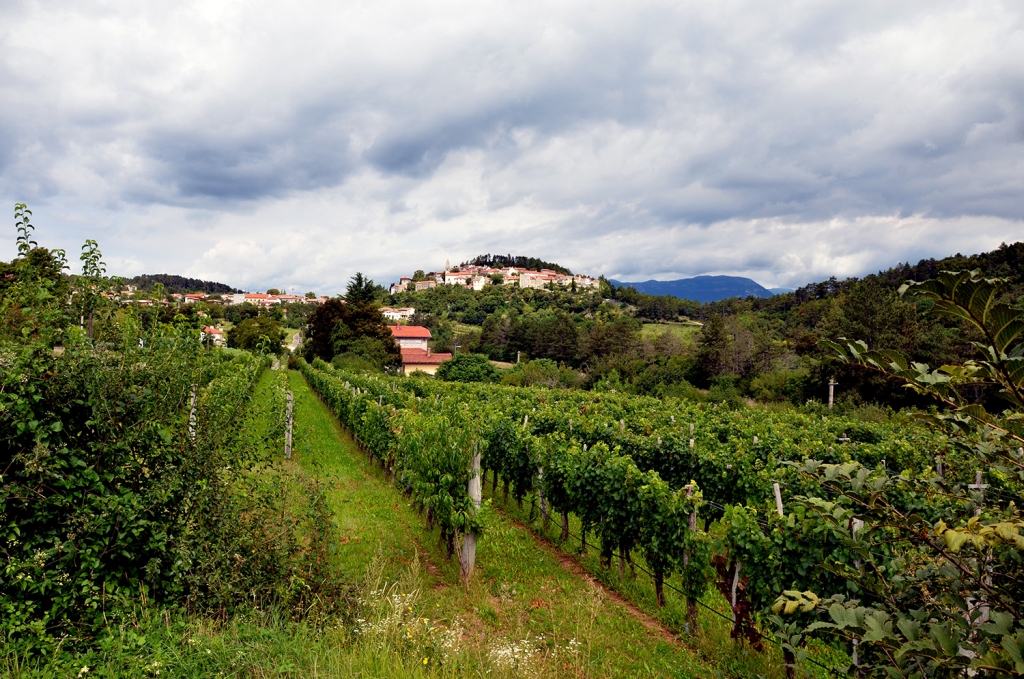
[78,668,90,677]
[423,657,429,665]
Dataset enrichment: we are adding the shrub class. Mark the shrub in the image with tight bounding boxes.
[227,316,285,354]
[436,352,499,383]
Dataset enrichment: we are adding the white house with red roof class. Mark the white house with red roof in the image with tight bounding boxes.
[381,306,415,322]
[389,324,431,350]
[203,325,226,347]
[387,325,452,375]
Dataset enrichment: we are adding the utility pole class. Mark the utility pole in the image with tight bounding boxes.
[828,378,837,409]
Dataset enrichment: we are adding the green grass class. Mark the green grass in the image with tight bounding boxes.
[285,369,715,677]
[489,491,847,679]
[4,366,833,678]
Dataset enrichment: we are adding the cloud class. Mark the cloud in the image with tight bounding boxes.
[0,0,1022,291]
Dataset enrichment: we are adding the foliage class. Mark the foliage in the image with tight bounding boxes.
[226,315,285,353]
[465,253,572,275]
[124,273,239,294]
[0,206,347,654]
[435,352,499,383]
[500,358,584,389]
[303,294,401,371]
[757,270,1024,676]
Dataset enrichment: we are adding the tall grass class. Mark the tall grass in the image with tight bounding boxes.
[2,547,604,679]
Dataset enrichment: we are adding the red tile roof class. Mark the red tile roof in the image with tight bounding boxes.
[400,348,452,365]
[389,325,431,338]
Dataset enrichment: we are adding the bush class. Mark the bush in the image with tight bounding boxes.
[331,352,380,373]
[501,358,584,389]
[436,353,499,383]
[0,210,349,654]
[706,374,746,409]
[227,316,285,354]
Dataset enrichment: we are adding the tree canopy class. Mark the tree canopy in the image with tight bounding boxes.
[227,316,284,354]
[435,352,499,383]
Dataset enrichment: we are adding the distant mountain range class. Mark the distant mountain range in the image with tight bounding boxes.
[610,275,781,303]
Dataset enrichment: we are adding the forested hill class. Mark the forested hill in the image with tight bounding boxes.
[610,275,774,303]
[464,254,572,275]
[705,240,1024,316]
[126,273,241,294]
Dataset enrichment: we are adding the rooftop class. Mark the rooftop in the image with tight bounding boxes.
[389,325,431,338]
[400,348,452,365]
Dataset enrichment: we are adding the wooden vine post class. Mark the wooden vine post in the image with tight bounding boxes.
[852,518,864,672]
[284,390,294,459]
[460,444,482,586]
[968,470,988,517]
[188,385,198,441]
[774,483,796,679]
[684,484,697,631]
[537,465,548,530]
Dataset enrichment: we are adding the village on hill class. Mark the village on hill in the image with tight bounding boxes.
[387,260,600,295]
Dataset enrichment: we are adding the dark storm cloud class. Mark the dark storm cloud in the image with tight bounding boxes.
[0,0,1022,291]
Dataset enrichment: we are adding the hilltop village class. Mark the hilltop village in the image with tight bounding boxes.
[387,261,600,294]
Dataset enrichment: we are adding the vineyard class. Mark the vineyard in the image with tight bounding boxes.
[4,204,1024,676]
[297,270,1024,677]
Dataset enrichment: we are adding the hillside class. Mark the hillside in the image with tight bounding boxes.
[464,253,572,275]
[610,275,774,303]
[126,273,241,294]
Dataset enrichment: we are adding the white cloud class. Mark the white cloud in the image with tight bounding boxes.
[0,0,1022,292]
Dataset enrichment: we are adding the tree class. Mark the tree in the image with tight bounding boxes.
[266,288,281,295]
[303,296,401,371]
[345,272,378,305]
[227,316,284,354]
[77,239,107,339]
[436,353,499,383]
[305,291,316,299]
[694,313,730,386]
[304,299,347,362]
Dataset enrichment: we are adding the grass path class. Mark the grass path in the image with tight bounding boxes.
[285,370,719,678]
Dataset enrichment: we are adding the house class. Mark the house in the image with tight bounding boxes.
[389,325,431,350]
[203,325,226,347]
[518,272,558,289]
[388,325,452,375]
[414,280,436,291]
[244,293,280,307]
[443,272,472,286]
[398,348,452,376]
[390,283,406,294]
[183,293,206,304]
[381,307,416,322]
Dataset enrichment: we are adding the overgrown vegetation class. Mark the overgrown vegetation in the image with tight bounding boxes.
[0,206,347,660]
[302,266,1024,677]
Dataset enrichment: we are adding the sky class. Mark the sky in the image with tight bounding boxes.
[1,0,1022,295]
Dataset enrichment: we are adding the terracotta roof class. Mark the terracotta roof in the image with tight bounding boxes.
[401,348,452,365]
[389,325,431,338]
